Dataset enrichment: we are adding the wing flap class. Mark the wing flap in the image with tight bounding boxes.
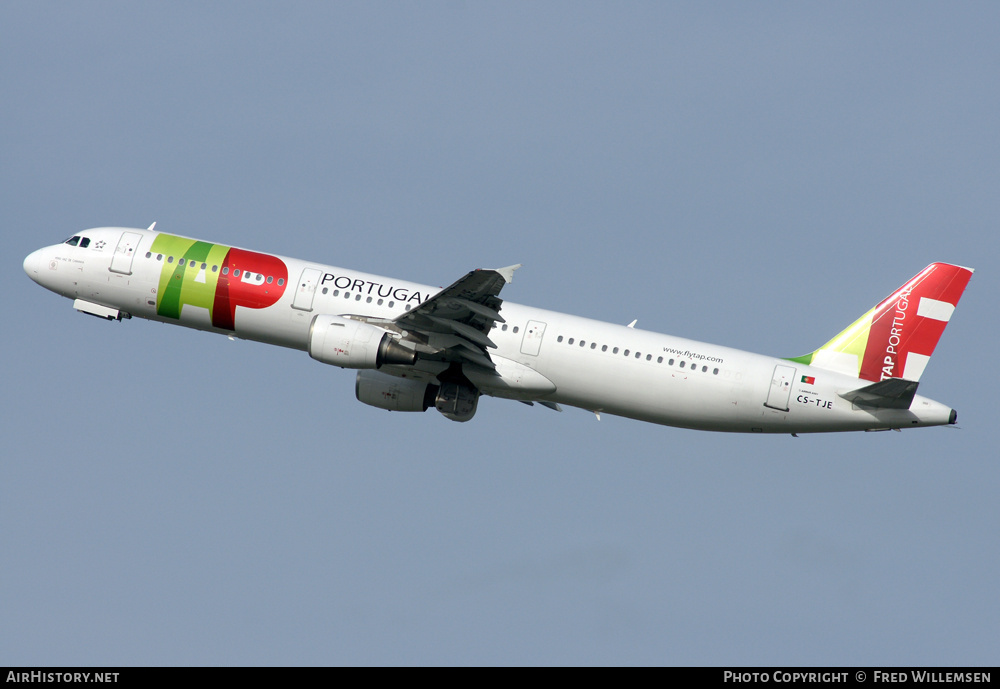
[446,297,505,323]
[453,346,498,370]
[425,315,497,350]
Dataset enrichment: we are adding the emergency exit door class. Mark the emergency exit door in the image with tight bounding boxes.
[520,320,547,356]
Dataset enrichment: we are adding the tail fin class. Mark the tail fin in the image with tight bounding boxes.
[788,263,974,382]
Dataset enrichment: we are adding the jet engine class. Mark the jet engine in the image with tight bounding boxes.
[356,370,435,412]
[309,315,416,369]
[355,371,480,422]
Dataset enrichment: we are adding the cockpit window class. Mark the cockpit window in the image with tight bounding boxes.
[79,237,91,248]
[64,236,81,246]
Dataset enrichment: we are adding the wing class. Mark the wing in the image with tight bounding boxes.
[392,264,521,370]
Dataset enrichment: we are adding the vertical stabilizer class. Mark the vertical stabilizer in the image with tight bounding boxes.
[788,263,974,382]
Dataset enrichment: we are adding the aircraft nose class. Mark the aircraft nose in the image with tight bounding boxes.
[23,248,45,282]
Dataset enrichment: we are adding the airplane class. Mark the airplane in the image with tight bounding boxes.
[23,224,974,434]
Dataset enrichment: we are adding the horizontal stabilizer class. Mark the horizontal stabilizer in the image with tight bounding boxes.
[839,378,919,410]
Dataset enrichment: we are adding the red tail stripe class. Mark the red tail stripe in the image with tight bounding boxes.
[858,263,972,382]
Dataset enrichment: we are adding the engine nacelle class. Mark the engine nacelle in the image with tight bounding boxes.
[355,370,435,412]
[435,382,480,423]
[309,315,416,369]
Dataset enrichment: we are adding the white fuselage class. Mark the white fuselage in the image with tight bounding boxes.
[24,227,957,433]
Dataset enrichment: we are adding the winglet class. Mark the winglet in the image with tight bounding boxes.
[494,264,521,284]
[147,222,157,232]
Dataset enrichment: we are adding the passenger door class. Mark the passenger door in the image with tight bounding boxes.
[292,268,322,311]
[764,364,796,411]
[109,231,143,275]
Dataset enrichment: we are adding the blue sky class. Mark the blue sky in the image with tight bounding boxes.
[3,3,998,665]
